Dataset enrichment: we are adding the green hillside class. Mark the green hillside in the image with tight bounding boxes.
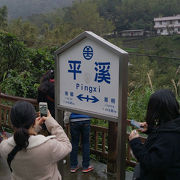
[0,0,74,19]
[109,35,180,58]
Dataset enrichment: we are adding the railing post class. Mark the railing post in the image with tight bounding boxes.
[107,121,118,174]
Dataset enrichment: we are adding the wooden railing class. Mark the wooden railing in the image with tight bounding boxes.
[0,104,12,130]
[0,92,146,168]
[90,125,108,159]
[0,93,38,107]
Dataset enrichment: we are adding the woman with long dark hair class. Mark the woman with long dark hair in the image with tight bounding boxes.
[129,89,180,180]
[0,101,71,180]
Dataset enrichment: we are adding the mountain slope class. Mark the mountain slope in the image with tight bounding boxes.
[0,0,74,19]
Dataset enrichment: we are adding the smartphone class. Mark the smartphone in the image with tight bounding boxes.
[130,120,141,129]
[39,102,48,117]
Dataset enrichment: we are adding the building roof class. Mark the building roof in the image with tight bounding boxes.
[154,15,180,21]
[120,29,144,33]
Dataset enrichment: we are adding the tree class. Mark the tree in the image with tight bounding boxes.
[8,18,38,47]
[0,31,28,81]
[0,31,55,98]
[64,0,115,35]
[96,0,121,30]
[0,6,7,29]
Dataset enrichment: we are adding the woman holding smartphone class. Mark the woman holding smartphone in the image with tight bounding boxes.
[0,101,72,180]
[129,89,180,180]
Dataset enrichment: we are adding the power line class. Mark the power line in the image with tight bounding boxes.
[129,53,180,61]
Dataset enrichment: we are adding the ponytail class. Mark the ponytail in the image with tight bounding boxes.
[7,127,30,171]
[14,127,30,150]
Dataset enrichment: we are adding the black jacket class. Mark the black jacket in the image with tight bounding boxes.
[129,117,180,180]
[37,81,55,118]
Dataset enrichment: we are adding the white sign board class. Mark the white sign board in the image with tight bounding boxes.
[55,31,128,121]
[58,38,119,118]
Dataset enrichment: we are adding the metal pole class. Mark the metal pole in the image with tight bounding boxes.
[116,55,128,180]
[107,121,118,174]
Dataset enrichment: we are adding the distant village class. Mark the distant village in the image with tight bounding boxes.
[114,15,180,37]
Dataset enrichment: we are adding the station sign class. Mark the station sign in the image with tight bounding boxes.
[55,31,128,121]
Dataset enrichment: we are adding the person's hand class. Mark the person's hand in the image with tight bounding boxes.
[35,116,45,127]
[34,110,51,127]
[139,122,148,132]
[41,110,52,121]
[129,130,139,141]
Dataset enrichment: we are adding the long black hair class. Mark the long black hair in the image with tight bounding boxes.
[38,70,54,93]
[7,101,36,171]
[145,89,180,130]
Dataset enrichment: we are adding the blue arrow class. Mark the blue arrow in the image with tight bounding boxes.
[89,96,99,103]
[77,94,99,103]
[77,94,85,101]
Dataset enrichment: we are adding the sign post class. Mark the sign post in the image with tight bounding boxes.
[55,31,128,180]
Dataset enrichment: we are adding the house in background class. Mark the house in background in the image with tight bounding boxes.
[154,15,180,35]
[118,29,152,37]
[119,29,144,37]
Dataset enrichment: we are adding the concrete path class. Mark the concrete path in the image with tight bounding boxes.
[0,155,133,180]
[61,156,133,180]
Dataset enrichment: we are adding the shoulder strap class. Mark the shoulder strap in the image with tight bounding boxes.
[46,95,54,102]
[7,145,21,172]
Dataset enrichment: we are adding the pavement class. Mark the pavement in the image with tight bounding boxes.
[0,155,133,180]
[61,156,133,180]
